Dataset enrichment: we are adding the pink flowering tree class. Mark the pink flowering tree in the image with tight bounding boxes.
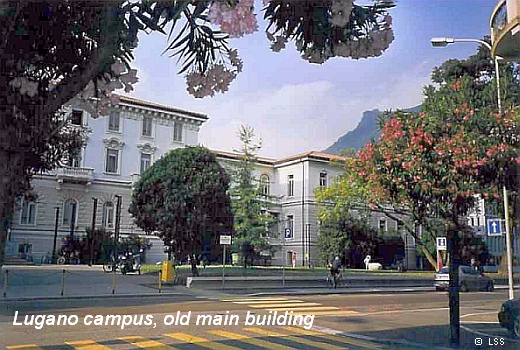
[263,0,395,63]
[350,77,519,342]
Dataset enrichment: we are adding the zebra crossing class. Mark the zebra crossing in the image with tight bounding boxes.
[5,326,386,349]
[221,297,360,317]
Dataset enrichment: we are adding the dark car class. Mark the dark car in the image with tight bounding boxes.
[434,266,494,292]
[498,298,519,338]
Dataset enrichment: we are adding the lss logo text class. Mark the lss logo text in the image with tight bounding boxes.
[490,337,505,346]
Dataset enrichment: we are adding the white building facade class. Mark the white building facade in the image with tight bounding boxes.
[6,95,421,268]
[6,96,207,264]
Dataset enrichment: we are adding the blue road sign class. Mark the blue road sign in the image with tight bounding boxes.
[487,219,503,236]
[285,228,293,239]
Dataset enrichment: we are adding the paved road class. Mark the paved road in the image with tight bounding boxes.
[1,289,518,349]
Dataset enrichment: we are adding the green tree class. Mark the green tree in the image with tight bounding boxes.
[129,146,233,275]
[316,212,379,268]
[228,126,276,268]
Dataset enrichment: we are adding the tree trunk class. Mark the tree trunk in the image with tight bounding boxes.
[0,148,19,268]
[0,172,15,268]
[420,245,437,270]
[447,218,461,345]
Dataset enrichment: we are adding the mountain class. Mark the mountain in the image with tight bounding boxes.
[324,105,422,154]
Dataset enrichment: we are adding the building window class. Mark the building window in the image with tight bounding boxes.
[102,201,115,229]
[62,199,78,227]
[396,221,404,233]
[71,110,83,125]
[108,111,120,132]
[106,149,119,173]
[287,174,294,197]
[260,174,270,196]
[379,218,387,233]
[67,148,81,168]
[173,121,183,142]
[140,153,151,174]
[20,199,36,225]
[319,171,327,188]
[142,117,153,137]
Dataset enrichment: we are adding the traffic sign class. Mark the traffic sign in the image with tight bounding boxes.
[220,235,231,245]
[487,219,503,236]
[284,228,293,239]
[436,237,447,251]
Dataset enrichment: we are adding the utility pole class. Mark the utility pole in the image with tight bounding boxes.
[90,198,98,266]
[52,207,60,263]
[114,195,122,261]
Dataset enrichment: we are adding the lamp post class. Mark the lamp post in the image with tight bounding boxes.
[90,198,98,266]
[52,206,60,263]
[431,37,515,345]
[113,195,122,263]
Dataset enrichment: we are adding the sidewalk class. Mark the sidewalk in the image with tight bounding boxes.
[1,264,518,301]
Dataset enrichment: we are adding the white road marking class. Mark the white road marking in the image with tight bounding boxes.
[461,311,498,318]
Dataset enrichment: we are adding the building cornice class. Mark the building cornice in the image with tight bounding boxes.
[115,95,208,125]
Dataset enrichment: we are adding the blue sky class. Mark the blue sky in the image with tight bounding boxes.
[128,0,497,158]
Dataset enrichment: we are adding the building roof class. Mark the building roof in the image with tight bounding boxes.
[212,150,276,165]
[211,150,347,166]
[116,94,208,120]
[276,151,347,164]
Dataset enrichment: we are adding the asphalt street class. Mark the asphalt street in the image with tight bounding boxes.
[1,289,518,349]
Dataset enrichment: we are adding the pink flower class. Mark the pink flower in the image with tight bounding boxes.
[208,0,258,38]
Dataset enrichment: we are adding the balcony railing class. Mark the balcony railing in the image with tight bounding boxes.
[55,167,94,181]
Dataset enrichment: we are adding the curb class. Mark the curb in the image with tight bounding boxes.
[0,292,188,303]
[236,287,436,297]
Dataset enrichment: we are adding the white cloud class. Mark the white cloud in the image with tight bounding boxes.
[195,66,430,159]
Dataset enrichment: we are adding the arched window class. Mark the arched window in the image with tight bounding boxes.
[63,199,78,227]
[260,174,270,196]
[102,201,115,228]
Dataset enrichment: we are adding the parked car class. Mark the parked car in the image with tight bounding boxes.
[498,298,519,338]
[434,266,494,292]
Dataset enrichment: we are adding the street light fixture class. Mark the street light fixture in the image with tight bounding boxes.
[430,37,455,47]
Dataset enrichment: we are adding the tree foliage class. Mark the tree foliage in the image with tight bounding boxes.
[129,146,233,261]
[228,126,277,266]
[317,39,520,270]
[316,212,379,266]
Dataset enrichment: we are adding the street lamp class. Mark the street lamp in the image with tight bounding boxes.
[431,35,516,345]
[52,206,60,263]
[90,198,98,266]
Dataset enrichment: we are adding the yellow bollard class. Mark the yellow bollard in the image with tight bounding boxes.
[61,269,65,296]
[3,269,8,298]
[158,270,162,294]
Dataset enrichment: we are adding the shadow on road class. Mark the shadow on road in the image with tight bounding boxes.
[358,323,518,349]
